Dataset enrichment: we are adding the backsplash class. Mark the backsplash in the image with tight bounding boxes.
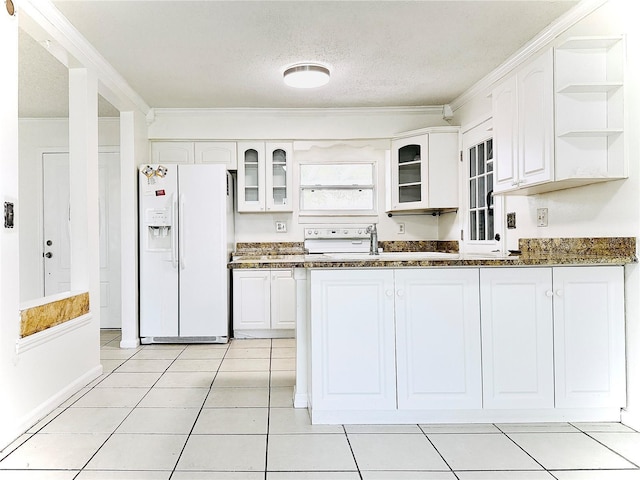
[519,237,636,258]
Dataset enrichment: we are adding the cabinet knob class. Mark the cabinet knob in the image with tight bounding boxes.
[556,289,564,297]
[385,290,394,297]
[397,289,405,297]
[545,290,553,297]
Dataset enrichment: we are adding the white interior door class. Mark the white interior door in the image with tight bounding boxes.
[43,151,121,328]
[98,152,121,328]
[43,153,71,295]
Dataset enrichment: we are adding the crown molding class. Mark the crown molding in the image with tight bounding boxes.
[449,0,608,112]
[150,106,445,118]
[19,0,150,116]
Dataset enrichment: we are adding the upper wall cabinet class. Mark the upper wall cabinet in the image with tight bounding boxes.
[387,126,459,213]
[493,49,554,194]
[492,37,627,195]
[554,36,626,183]
[150,141,237,169]
[237,141,293,213]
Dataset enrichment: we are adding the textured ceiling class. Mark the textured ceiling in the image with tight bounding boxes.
[19,0,580,117]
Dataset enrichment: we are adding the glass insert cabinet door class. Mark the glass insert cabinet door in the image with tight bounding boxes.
[266,142,293,212]
[468,138,494,241]
[390,135,428,210]
[237,141,293,213]
[237,142,266,212]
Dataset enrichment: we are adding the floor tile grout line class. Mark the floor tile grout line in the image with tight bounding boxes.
[264,338,272,480]
[581,430,640,469]
[72,342,194,476]
[418,424,460,480]
[501,430,555,474]
[342,424,364,480]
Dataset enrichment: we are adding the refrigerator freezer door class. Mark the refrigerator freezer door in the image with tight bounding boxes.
[178,164,229,337]
[139,164,180,337]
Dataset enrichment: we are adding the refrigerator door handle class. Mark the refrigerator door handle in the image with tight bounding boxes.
[171,193,178,268]
[179,193,186,270]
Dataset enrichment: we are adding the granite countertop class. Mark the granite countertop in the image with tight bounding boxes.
[228,238,637,269]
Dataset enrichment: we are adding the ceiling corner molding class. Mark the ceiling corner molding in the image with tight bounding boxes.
[151,106,445,118]
[19,0,150,116]
[449,0,608,112]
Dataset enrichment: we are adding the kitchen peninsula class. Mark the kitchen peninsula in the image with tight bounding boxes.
[229,237,636,425]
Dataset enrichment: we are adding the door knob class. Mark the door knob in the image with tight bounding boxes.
[46,240,53,246]
[45,252,53,258]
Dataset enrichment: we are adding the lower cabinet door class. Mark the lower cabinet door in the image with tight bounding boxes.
[395,268,482,409]
[480,268,554,409]
[310,269,396,411]
[553,266,626,408]
[232,270,271,330]
[271,269,296,330]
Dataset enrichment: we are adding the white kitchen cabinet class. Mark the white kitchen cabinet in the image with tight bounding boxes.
[310,269,397,411]
[310,268,481,413]
[151,141,194,164]
[233,268,295,337]
[194,142,237,169]
[554,36,626,184]
[388,127,459,213]
[553,266,625,409]
[237,141,293,212]
[395,269,481,410]
[480,268,555,409]
[493,49,554,194]
[480,265,626,411]
[271,269,297,330]
[150,141,237,169]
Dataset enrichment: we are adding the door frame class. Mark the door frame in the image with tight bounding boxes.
[39,147,121,322]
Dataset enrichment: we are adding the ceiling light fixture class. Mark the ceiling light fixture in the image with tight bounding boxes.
[283,64,330,89]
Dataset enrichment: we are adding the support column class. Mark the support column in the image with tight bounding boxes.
[119,110,147,348]
[68,68,100,336]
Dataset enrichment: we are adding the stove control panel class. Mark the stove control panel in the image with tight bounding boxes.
[304,227,370,239]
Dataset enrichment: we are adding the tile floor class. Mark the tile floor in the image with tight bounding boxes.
[0,330,639,479]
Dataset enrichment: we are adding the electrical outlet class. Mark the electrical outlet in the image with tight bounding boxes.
[507,212,516,229]
[537,208,548,227]
[275,221,287,233]
[398,223,405,234]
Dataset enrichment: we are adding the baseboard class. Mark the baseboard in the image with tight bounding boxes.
[0,364,102,451]
[234,329,295,339]
[621,409,640,431]
[293,388,309,408]
[120,337,140,349]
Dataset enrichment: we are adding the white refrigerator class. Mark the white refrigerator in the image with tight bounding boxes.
[139,163,234,343]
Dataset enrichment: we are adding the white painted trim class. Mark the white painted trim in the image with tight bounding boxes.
[19,290,87,310]
[15,313,92,355]
[310,407,622,425]
[1,363,102,450]
[449,0,608,112]
[119,337,140,349]
[621,410,640,431]
[150,106,445,119]
[294,390,309,408]
[19,0,149,115]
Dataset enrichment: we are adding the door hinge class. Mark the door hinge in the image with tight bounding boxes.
[459,151,463,162]
[460,229,464,241]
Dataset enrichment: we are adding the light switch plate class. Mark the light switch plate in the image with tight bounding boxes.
[275,221,287,233]
[507,212,516,229]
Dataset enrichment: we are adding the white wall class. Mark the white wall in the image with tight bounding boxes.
[19,118,120,302]
[452,0,640,429]
[1,12,102,451]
